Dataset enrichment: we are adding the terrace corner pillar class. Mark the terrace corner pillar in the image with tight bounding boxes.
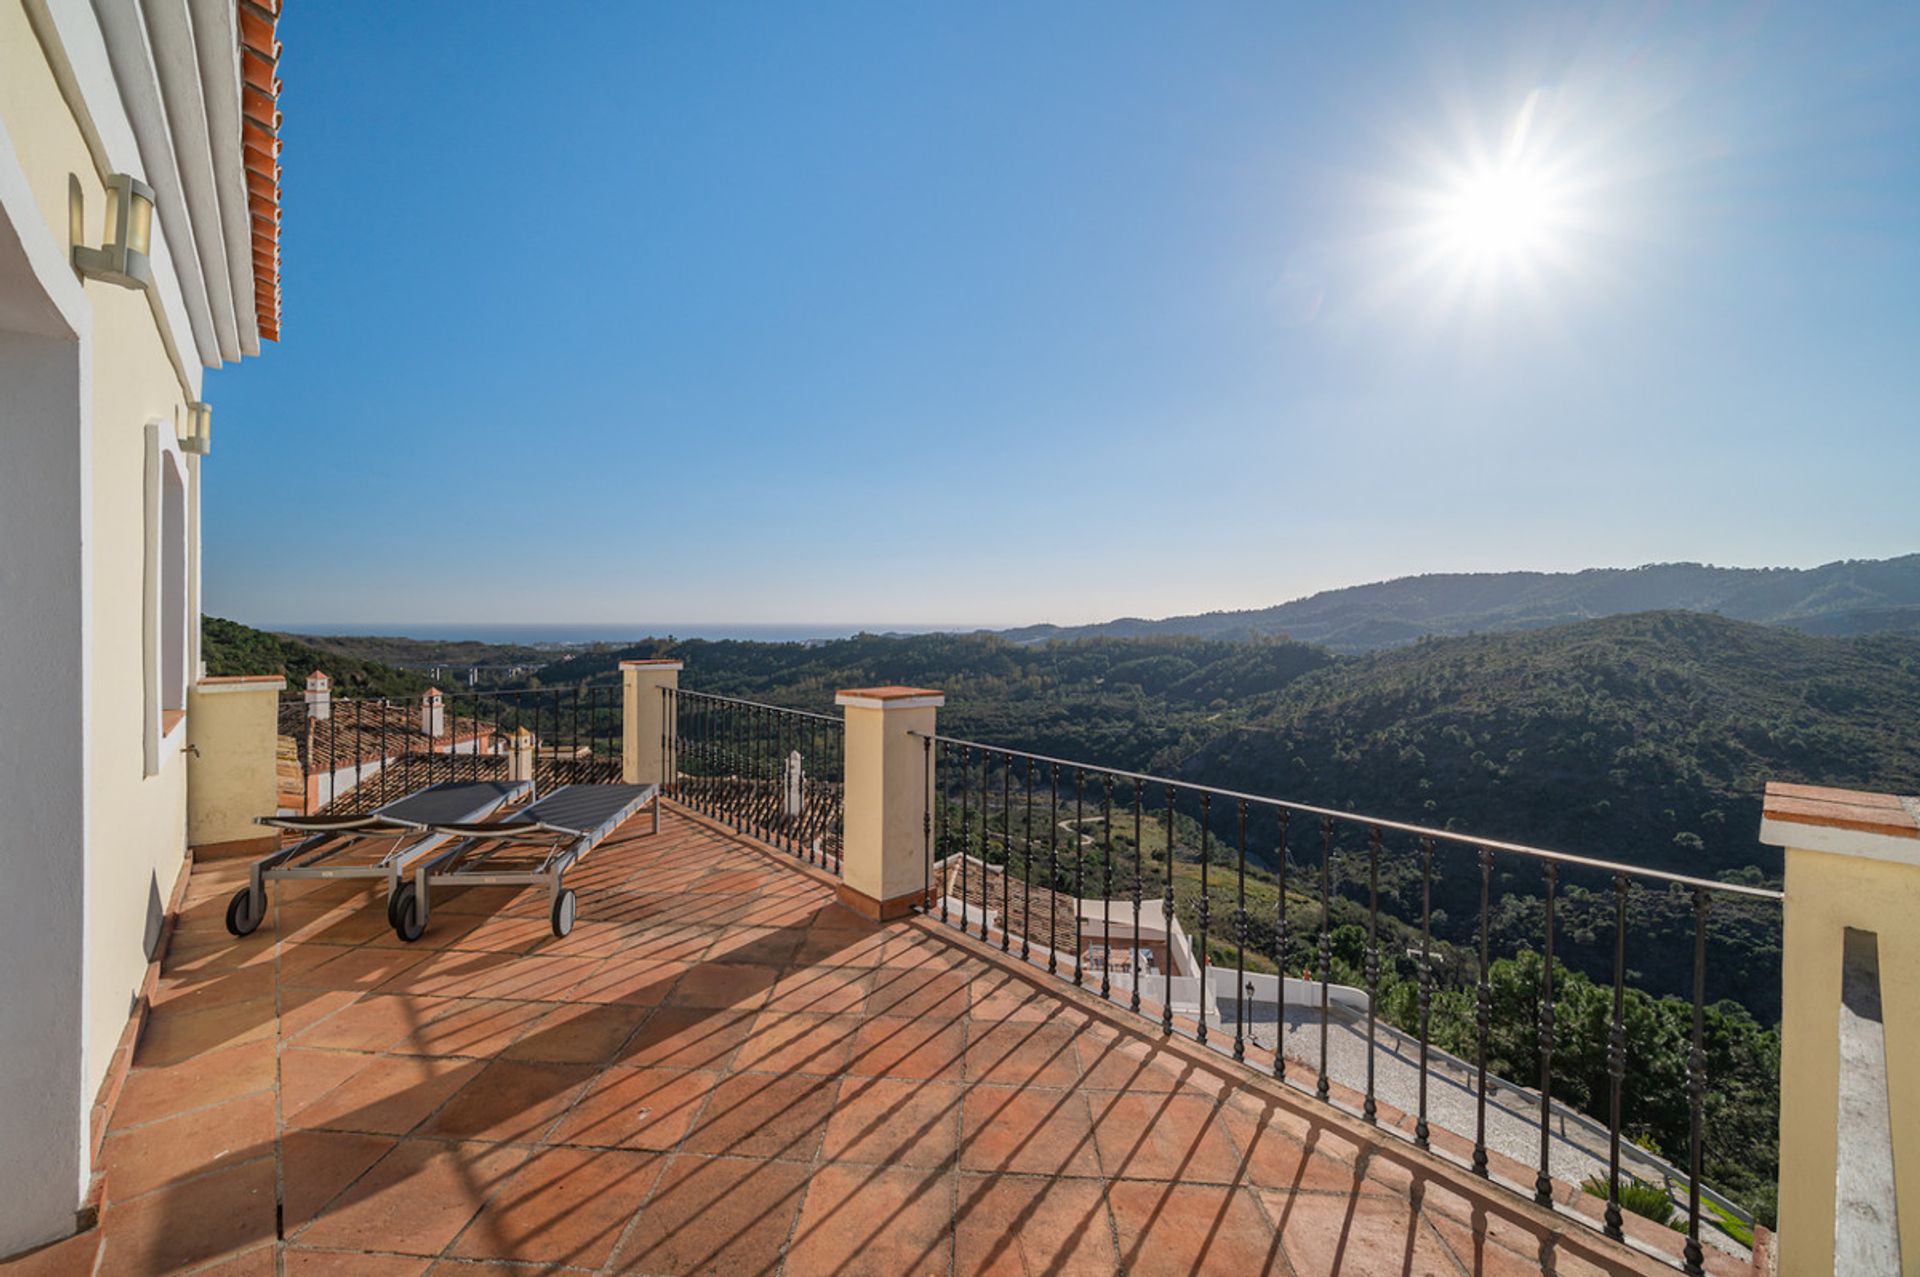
[187,675,287,855]
[835,686,944,922]
[1761,781,1920,1277]
[621,659,682,789]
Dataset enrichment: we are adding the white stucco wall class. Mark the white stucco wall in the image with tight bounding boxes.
[0,1,221,1253]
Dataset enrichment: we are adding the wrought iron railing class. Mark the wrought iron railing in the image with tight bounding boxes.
[279,685,623,815]
[665,687,844,875]
[914,731,1782,1275]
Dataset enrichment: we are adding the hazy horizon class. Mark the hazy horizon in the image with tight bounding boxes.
[236,548,1915,644]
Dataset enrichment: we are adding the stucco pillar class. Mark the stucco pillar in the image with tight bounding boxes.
[835,686,943,921]
[621,659,682,788]
[186,675,287,853]
[1760,782,1920,1277]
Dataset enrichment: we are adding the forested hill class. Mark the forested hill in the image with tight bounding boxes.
[536,631,1339,769]
[202,616,432,697]
[1182,610,1920,883]
[997,555,1920,652]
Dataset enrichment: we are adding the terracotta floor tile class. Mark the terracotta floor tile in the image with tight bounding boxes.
[1106,1180,1285,1277]
[790,927,888,969]
[953,1173,1119,1276]
[444,1145,664,1267]
[278,988,362,1041]
[283,944,434,991]
[278,1047,373,1120]
[821,1077,962,1168]
[177,1243,277,1276]
[150,961,276,1009]
[681,1071,837,1161]
[784,1163,953,1277]
[289,993,430,1053]
[1088,1091,1247,1185]
[289,1054,483,1135]
[963,1019,1082,1088]
[616,1006,755,1071]
[863,966,974,1018]
[98,1155,275,1274]
[959,1085,1100,1177]
[733,1011,862,1075]
[547,955,682,1008]
[110,1037,275,1129]
[393,997,552,1057]
[499,1001,650,1065]
[295,1139,528,1256]
[1269,1189,1463,1277]
[1072,1024,1192,1092]
[549,1066,720,1150]
[0,1227,101,1276]
[664,961,779,1010]
[610,1153,810,1276]
[132,995,275,1067]
[284,1251,432,1276]
[100,1091,275,1200]
[845,1014,968,1081]
[968,972,1068,1022]
[281,1129,396,1231]
[764,966,875,1014]
[420,1059,596,1143]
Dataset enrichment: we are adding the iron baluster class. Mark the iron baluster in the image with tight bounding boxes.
[1072,768,1085,987]
[1021,757,1034,962]
[1683,889,1711,1276]
[921,736,933,915]
[1131,783,1144,1014]
[1364,825,1381,1124]
[1536,861,1558,1206]
[1047,762,1059,974]
[1473,845,1493,1176]
[1416,836,1434,1150]
[1196,792,1211,1049]
[1101,773,1113,1000]
[1317,814,1333,1101]
[1605,873,1630,1241]
[1001,757,1012,954]
[1234,799,1248,1063]
[1163,786,1177,1035]
[1274,810,1291,1082]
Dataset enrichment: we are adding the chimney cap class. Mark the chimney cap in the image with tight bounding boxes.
[307,669,329,682]
[423,686,443,697]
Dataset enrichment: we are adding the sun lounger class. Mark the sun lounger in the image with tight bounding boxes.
[224,779,534,936]
[391,782,660,940]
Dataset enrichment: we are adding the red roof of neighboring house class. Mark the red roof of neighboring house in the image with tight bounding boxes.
[239,1,283,341]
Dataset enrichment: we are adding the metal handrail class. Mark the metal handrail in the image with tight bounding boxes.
[911,729,1781,901]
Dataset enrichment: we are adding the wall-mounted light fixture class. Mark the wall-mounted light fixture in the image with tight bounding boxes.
[182,402,212,455]
[73,172,155,289]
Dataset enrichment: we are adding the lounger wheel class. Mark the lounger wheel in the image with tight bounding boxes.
[225,887,264,937]
[550,889,577,938]
[390,884,426,943]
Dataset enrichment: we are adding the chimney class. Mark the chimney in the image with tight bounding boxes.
[506,725,536,783]
[304,670,331,720]
[421,687,445,739]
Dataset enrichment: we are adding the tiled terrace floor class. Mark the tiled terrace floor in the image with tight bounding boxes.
[8,806,1741,1276]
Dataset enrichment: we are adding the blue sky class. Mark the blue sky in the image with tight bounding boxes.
[205,3,1920,632]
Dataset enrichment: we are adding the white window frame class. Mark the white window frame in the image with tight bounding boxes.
[143,421,190,775]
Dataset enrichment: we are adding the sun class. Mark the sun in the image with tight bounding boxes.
[1361,88,1604,322]
[1437,163,1560,267]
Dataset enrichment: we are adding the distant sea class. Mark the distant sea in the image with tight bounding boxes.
[270,621,972,646]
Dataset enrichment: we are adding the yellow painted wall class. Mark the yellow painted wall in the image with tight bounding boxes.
[1775,842,1920,1276]
[1,1,199,1108]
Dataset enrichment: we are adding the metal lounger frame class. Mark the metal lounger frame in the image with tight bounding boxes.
[403,783,660,933]
[240,779,535,916]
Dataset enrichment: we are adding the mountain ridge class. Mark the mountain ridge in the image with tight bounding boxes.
[995,555,1920,652]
